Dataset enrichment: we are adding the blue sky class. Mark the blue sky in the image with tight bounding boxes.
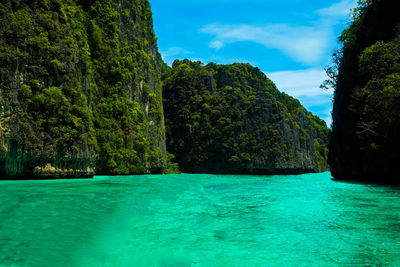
[149,0,358,126]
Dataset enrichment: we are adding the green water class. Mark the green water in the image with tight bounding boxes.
[0,172,400,266]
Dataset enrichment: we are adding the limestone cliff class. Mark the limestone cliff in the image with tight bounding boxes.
[0,0,166,178]
[163,60,329,174]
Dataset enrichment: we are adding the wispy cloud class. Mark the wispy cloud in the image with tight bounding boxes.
[267,68,333,126]
[316,0,357,18]
[316,0,358,27]
[160,46,192,65]
[201,23,330,65]
[267,69,330,97]
[209,40,224,50]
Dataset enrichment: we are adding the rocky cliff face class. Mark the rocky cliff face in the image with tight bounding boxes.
[163,60,329,174]
[329,0,400,182]
[0,0,166,178]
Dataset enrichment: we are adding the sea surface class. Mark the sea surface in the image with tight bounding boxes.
[0,172,400,266]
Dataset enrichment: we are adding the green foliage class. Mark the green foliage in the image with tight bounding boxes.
[165,152,180,174]
[94,95,149,174]
[359,41,400,80]
[20,85,32,98]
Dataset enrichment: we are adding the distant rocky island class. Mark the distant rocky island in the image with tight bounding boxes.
[0,0,329,179]
[163,60,329,174]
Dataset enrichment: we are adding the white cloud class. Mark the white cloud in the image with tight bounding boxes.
[316,0,357,18]
[209,40,224,50]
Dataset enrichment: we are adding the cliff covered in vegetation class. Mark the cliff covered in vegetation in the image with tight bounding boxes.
[163,60,329,174]
[329,0,400,182]
[0,0,167,178]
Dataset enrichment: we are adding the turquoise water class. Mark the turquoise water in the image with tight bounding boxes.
[1,172,400,266]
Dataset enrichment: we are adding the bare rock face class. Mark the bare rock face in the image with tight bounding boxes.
[163,60,329,175]
[0,0,166,178]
